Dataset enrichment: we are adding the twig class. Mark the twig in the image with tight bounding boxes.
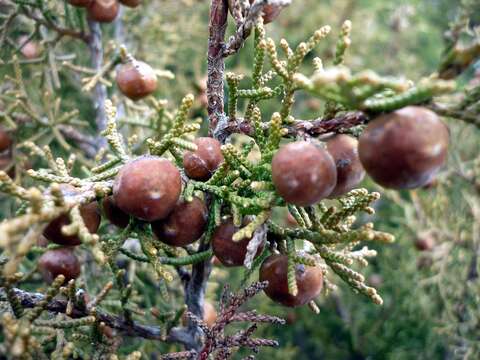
[87,19,108,150]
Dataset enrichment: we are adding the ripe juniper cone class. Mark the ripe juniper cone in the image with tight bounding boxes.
[87,0,120,23]
[249,0,283,24]
[102,196,130,229]
[113,156,181,221]
[116,60,158,101]
[272,141,337,206]
[38,248,81,284]
[415,231,436,251]
[212,218,264,267]
[359,106,449,189]
[151,197,208,247]
[0,129,12,152]
[182,302,217,328]
[260,254,323,307]
[68,0,92,7]
[43,185,101,246]
[183,137,224,181]
[119,0,141,7]
[326,134,365,197]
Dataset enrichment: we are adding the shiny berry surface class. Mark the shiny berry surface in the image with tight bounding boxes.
[103,196,130,229]
[259,254,323,307]
[116,61,157,100]
[151,197,208,247]
[359,106,449,189]
[87,0,120,23]
[113,156,182,221]
[38,248,81,284]
[272,141,337,206]
[326,134,365,197]
[211,219,263,267]
[183,137,224,181]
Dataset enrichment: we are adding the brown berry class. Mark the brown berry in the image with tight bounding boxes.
[113,156,181,221]
[102,196,130,228]
[249,0,283,24]
[272,141,337,206]
[38,248,81,283]
[183,137,224,181]
[0,128,12,152]
[116,60,157,100]
[211,219,263,267]
[44,202,101,246]
[151,197,208,247]
[19,36,40,59]
[87,0,119,23]
[68,0,92,6]
[326,135,365,197]
[119,0,140,7]
[260,254,323,307]
[182,302,217,328]
[414,231,435,251]
[359,106,449,189]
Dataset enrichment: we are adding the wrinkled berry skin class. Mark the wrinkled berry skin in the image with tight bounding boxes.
[260,254,323,307]
[119,0,141,7]
[359,106,449,189]
[326,135,365,197]
[151,197,208,247]
[211,219,263,267]
[43,185,101,246]
[272,141,337,206]
[68,0,92,7]
[87,0,119,23]
[183,137,224,181]
[249,0,283,24]
[116,61,157,100]
[0,129,12,152]
[113,156,181,221]
[103,196,130,229]
[38,248,81,284]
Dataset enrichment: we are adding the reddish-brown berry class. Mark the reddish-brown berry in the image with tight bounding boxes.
[414,231,436,251]
[249,0,283,24]
[119,0,140,7]
[43,185,100,246]
[182,302,217,328]
[259,254,323,307]
[19,36,40,59]
[0,129,12,152]
[44,201,101,246]
[272,141,337,206]
[38,248,81,283]
[211,219,263,267]
[359,106,449,189]
[151,197,208,247]
[113,156,181,221]
[183,137,224,181]
[116,61,157,100]
[326,135,365,197]
[102,196,130,228]
[87,0,119,23]
[68,0,92,7]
